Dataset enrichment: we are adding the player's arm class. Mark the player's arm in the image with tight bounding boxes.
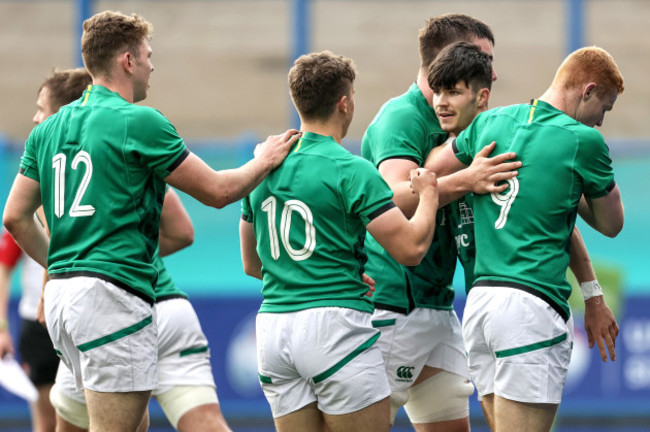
[239,219,262,280]
[159,188,194,257]
[2,175,48,268]
[377,158,421,218]
[577,187,624,238]
[0,262,14,358]
[425,141,521,207]
[366,168,438,266]
[165,130,300,209]
[569,226,619,362]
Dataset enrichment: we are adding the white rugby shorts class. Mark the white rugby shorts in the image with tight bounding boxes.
[462,285,574,404]
[44,277,158,393]
[256,307,390,418]
[372,307,470,394]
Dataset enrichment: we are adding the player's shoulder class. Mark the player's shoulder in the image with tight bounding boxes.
[128,105,169,123]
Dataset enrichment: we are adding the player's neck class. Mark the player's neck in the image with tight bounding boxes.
[538,87,580,120]
[300,119,344,144]
[92,76,135,103]
[416,69,433,106]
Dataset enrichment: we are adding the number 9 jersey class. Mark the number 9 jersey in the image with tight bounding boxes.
[453,99,616,319]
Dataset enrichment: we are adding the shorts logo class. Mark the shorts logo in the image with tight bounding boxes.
[396,365,415,382]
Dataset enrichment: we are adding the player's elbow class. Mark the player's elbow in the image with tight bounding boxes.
[392,244,428,267]
[2,210,20,236]
[242,262,262,280]
[600,219,623,238]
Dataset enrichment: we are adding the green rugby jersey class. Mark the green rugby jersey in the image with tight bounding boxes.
[454,99,616,320]
[449,193,476,293]
[241,132,395,314]
[19,85,189,303]
[153,253,188,302]
[361,83,456,312]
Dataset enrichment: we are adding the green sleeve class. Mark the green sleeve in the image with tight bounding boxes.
[241,196,253,223]
[576,128,616,198]
[341,157,394,226]
[130,108,188,179]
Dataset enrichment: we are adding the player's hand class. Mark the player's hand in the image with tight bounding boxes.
[584,295,619,362]
[361,273,376,298]
[0,326,14,359]
[467,142,521,194]
[35,295,46,326]
[409,168,438,197]
[255,129,302,169]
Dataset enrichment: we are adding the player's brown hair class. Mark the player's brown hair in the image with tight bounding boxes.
[81,10,153,78]
[553,46,625,95]
[418,13,494,70]
[289,50,356,122]
[428,41,492,94]
[39,68,92,111]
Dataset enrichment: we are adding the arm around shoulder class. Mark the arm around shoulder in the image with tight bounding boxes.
[164,131,301,209]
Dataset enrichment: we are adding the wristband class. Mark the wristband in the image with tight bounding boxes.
[580,280,603,301]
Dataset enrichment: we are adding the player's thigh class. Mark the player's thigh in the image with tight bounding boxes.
[50,361,90,429]
[405,370,473,428]
[156,386,221,431]
[273,402,325,432]
[175,401,231,432]
[323,397,390,432]
[85,388,150,432]
[494,395,558,432]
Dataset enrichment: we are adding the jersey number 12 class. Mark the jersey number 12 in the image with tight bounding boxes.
[52,151,96,218]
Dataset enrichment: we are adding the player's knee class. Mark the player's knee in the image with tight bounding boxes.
[155,385,219,428]
[404,371,474,423]
[49,383,90,429]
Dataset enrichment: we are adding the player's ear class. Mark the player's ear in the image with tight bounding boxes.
[582,82,597,101]
[118,51,133,75]
[477,88,490,109]
[337,94,349,114]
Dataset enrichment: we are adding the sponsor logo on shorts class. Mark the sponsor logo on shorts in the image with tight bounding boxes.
[396,365,415,382]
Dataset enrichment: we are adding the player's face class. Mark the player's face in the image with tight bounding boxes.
[471,37,497,81]
[132,38,154,103]
[433,81,480,136]
[576,86,618,128]
[33,85,55,125]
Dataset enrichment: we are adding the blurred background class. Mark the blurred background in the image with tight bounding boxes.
[0,0,648,430]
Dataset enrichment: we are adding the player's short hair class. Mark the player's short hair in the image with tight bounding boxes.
[418,13,494,70]
[39,68,92,111]
[288,50,356,122]
[81,10,153,78]
[428,42,493,94]
[553,46,625,95]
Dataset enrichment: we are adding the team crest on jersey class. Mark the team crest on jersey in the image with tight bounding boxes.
[457,201,474,228]
[395,365,415,382]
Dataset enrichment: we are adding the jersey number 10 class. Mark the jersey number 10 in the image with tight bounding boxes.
[261,196,316,261]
